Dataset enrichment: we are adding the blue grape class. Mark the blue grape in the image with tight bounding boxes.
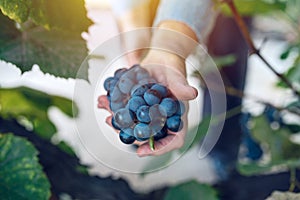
[244,136,263,160]
[240,112,263,160]
[166,115,183,132]
[149,104,167,133]
[102,64,187,145]
[104,77,118,92]
[136,105,151,123]
[175,100,185,116]
[110,86,123,102]
[114,68,127,79]
[128,96,146,112]
[123,68,137,80]
[118,76,134,94]
[122,127,134,136]
[119,130,135,144]
[110,101,125,112]
[144,89,162,105]
[114,108,134,128]
[111,117,121,130]
[136,69,150,81]
[151,84,168,98]
[263,105,284,125]
[160,98,177,117]
[153,126,168,141]
[134,123,152,141]
[130,84,149,96]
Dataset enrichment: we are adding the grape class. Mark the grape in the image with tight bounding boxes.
[130,84,149,96]
[114,68,127,79]
[175,100,185,116]
[110,86,123,102]
[240,112,263,160]
[166,115,183,132]
[128,96,146,112]
[118,76,134,94]
[111,117,121,130]
[160,98,177,117]
[153,126,168,141]
[149,104,167,122]
[136,69,150,81]
[144,89,162,105]
[119,130,135,144]
[104,77,118,92]
[101,64,186,146]
[136,105,151,123]
[151,84,168,98]
[114,108,134,128]
[110,101,125,112]
[149,104,167,134]
[134,123,152,141]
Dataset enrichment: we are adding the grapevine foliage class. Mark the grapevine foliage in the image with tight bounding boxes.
[0,0,92,32]
[0,13,89,79]
[0,133,51,200]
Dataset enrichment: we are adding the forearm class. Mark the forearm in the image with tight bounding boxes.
[154,0,217,43]
[150,20,199,59]
[110,0,153,31]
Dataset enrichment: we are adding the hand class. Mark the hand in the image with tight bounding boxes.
[135,50,197,156]
[98,50,197,156]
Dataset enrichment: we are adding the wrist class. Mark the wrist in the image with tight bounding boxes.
[141,49,186,76]
[150,21,198,58]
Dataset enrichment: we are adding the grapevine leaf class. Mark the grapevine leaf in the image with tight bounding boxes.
[212,54,236,69]
[0,0,92,32]
[0,87,77,139]
[164,180,219,200]
[0,133,51,200]
[277,52,300,88]
[238,115,300,176]
[0,13,89,79]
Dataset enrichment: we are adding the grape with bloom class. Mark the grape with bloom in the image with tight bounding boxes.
[101,64,185,149]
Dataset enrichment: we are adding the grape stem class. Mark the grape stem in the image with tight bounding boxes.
[149,136,155,151]
[220,0,300,97]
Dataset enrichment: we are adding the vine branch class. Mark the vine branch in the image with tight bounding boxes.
[221,0,300,97]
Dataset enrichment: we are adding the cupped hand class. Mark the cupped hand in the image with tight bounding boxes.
[98,49,198,156]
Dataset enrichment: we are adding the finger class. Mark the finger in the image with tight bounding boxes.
[97,95,111,111]
[136,133,185,157]
[170,82,198,101]
[105,115,113,126]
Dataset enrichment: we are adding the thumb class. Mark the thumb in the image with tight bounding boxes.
[169,81,198,101]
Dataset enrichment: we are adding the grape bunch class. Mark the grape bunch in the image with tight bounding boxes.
[103,64,185,149]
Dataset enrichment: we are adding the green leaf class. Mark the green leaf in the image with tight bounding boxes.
[238,115,300,176]
[277,55,300,88]
[164,180,219,200]
[217,0,286,16]
[56,141,76,157]
[0,13,89,79]
[252,115,300,161]
[0,87,77,139]
[0,0,92,32]
[212,54,236,69]
[0,133,50,200]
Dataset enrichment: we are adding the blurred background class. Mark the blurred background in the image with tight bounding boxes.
[0,0,300,199]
